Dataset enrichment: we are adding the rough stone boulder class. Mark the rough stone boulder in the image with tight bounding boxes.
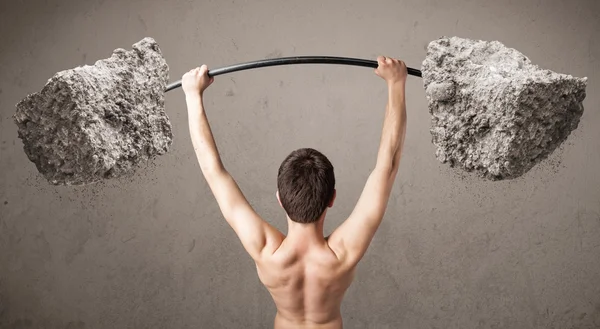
[422,36,587,180]
[14,37,172,185]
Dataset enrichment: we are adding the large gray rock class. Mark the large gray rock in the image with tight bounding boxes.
[422,36,587,180]
[14,37,172,185]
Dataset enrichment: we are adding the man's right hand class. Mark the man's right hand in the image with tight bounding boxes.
[374,56,408,85]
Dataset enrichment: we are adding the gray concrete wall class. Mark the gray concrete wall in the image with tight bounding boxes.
[1,0,599,328]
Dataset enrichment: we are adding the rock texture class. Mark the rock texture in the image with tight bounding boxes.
[422,36,587,180]
[14,37,172,185]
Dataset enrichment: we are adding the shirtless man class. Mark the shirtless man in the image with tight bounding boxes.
[182,56,407,329]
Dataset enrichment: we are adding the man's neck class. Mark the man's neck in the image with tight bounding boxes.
[286,216,326,245]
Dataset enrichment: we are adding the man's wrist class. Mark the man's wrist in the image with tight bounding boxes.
[186,93,205,122]
[387,80,406,89]
[185,93,203,103]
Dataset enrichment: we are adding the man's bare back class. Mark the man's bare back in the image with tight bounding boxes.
[256,237,355,329]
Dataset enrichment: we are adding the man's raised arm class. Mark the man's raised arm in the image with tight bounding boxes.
[328,56,408,264]
[183,66,284,260]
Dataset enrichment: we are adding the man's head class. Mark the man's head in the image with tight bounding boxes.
[277,148,336,224]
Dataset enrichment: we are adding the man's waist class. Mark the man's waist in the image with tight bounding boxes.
[274,311,343,329]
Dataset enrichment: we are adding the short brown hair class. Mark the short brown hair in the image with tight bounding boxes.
[277,148,335,223]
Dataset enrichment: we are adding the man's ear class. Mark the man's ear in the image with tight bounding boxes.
[328,189,336,208]
[276,190,282,208]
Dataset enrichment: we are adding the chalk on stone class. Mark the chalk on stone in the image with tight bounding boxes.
[422,36,587,180]
[14,37,172,185]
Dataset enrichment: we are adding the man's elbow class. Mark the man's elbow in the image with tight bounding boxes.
[201,162,227,177]
[201,168,229,192]
[374,161,399,178]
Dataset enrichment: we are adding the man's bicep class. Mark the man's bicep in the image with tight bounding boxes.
[228,208,281,259]
[206,170,248,218]
[329,166,397,261]
[351,167,396,222]
[205,171,282,259]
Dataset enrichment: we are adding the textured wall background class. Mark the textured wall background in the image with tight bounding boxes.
[1,0,599,328]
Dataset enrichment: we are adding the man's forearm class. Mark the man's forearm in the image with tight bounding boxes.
[376,82,407,169]
[186,95,225,174]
